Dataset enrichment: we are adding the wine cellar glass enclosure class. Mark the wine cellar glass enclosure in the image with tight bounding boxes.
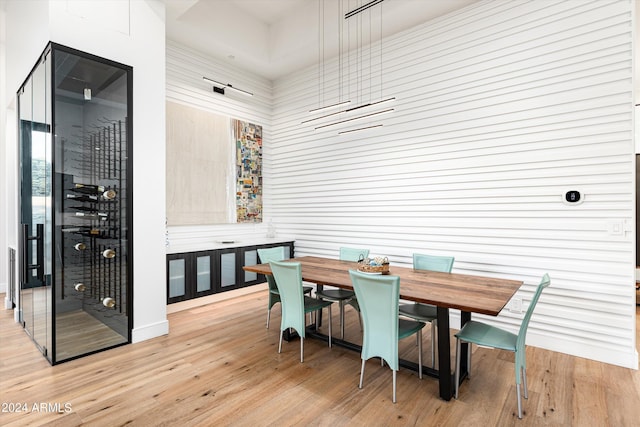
[18,43,133,364]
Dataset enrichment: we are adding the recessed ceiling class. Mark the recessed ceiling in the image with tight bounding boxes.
[164,0,479,81]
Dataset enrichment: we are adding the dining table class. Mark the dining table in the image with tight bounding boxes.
[243,256,523,401]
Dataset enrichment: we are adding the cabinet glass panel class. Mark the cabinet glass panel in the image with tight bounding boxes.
[168,259,186,298]
[220,252,236,287]
[196,255,211,292]
[244,250,257,282]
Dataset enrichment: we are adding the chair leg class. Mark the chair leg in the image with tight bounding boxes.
[278,330,283,354]
[467,341,472,378]
[454,338,461,399]
[392,369,397,403]
[266,309,271,329]
[522,367,528,399]
[516,382,523,419]
[300,337,304,363]
[359,359,366,389]
[418,329,423,379]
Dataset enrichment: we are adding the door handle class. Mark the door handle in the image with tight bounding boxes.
[21,223,44,284]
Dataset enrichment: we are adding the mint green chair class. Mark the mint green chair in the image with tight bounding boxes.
[349,270,425,403]
[398,253,455,368]
[454,274,550,418]
[315,247,369,339]
[270,260,334,362]
[258,247,312,329]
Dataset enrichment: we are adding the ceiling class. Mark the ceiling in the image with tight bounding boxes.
[164,0,479,81]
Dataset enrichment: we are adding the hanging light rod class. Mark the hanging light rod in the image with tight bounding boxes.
[203,77,253,97]
[302,97,395,125]
[315,108,394,130]
[338,124,384,134]
[309,100,351,114]
[345,97,395,113]
[345,0,385,19]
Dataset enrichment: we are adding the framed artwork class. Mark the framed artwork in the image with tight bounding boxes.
[233,119,262,223]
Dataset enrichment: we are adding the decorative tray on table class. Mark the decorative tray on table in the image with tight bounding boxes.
[357,256,390,275]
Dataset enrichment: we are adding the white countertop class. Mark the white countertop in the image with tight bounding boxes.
[166,235,295,254]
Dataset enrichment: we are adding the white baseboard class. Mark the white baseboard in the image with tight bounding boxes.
[131,320,169,343]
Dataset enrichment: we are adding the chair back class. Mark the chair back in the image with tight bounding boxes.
[269,260,306,337]
[413,253,454,273]
[258,247,288,292]
[516,274,550,353]
[340,247,370,262]
[349,270,401,370]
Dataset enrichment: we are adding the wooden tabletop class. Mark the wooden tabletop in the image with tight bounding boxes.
[243,256,523,316]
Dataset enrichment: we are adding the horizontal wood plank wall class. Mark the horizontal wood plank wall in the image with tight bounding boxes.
[165,41,272,244]
[270,0,636,368]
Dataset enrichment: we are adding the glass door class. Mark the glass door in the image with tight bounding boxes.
[19,49,53,361]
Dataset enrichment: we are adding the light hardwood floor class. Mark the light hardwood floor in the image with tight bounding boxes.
[1,291,639,426]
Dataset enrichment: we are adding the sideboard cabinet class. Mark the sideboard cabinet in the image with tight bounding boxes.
[167,241,293,304]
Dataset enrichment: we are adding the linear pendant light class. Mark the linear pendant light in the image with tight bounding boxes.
[203,77,253,97]
[302,96,395,124]
[338,124,383,134]
[314,108,393,130]
[307,0,392,134]
[309,100,351,114]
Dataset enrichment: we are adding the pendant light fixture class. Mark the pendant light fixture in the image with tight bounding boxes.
[305,0,394,134]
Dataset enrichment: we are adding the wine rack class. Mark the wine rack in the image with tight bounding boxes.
[61,117,128,318]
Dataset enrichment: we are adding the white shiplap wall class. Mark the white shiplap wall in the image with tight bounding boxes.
[165,41,273,247]
[270,0,637,368]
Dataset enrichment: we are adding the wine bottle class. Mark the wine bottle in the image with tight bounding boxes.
[102,248,116,259]
[102,189,117,200]
[75,212,108,220]
[71,183,105,195]
[102,297,116,308]
[66,194,98,202]
[70,206,99,213]
[73,228,110,239]
[74,242,86,251]
[74,283,86,292]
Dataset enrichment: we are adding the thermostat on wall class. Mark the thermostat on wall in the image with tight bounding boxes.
[563,189,584,205]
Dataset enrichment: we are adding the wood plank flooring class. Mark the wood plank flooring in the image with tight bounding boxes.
[1,291,639,426]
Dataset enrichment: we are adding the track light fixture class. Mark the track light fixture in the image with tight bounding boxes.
[203,77,253,97]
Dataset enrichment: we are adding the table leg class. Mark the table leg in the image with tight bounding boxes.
[436,306,453,400]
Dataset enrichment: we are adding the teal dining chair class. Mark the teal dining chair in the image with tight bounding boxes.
[454,274,551,419]
[349,270,425,403]
[257,246,313,329]
[398,253,455,368]
[270,260,334,362]
[315,247,369,339]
